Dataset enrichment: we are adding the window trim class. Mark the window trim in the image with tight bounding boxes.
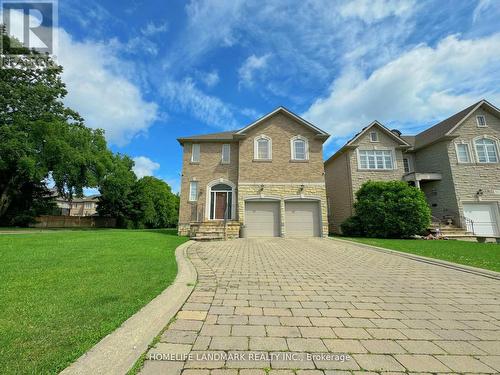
[476,115,487,128]
[290,135,309,161]
[369,131,379,143]
[357,149,395,170]
[254,135,272,160]
[403,158,410,173]
[189,181,198,202]
[454,142,472,164]
[191,143,200,163]
[473,136,499,164]
[221,144,231,164]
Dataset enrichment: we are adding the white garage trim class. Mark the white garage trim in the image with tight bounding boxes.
[462,202,500,237]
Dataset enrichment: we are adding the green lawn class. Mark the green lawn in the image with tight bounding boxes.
[0,229,187,374]
[341,237,500,272]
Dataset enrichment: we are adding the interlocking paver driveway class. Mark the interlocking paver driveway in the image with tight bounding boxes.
[141,238,500,374]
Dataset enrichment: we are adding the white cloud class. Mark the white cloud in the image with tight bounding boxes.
[304,33,500,138]
[473,0,495,22]
[58,30,159,146]
[167,0,245,68]
[132,156,160,179]
[200,70,220,87]
[339,0,416,23]
[238,54,271,88]
[141,21,169,36]
[125,36,159,56]
[161,78,238,129]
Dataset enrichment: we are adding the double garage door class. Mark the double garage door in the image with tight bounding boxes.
[244,200,321,237]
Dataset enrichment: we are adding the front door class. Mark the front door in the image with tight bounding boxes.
[215,192,228,219]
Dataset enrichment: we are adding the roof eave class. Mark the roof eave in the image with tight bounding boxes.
[413,134,458,151]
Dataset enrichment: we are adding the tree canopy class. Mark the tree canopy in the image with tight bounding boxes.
[0,32,111,225]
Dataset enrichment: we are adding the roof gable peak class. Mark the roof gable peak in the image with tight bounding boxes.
[347,120,410,146]
[235,106,329,137]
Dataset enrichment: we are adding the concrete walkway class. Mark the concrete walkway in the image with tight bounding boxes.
[140,238,500,374]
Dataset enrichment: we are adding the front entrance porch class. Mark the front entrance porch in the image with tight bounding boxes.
[402,171,442,189]
[206,181,236,221]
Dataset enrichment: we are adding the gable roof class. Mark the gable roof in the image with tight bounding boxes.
[325,120,411,165]
[346,120,411,147]
[177,106,330,144]
[413,99,500,149]
[235,106,329,137]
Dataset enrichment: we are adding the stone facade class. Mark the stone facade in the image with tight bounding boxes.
[446,107,500,225]
[325,103,500,235]
[178,109,330,238]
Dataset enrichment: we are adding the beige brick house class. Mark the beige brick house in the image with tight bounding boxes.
[177,107,330,239]
[325,99,500,237]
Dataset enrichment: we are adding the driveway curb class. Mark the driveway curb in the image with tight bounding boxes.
[331,237,500,281]
[61,240,197,375]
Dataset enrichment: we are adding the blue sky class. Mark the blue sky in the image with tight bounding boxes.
[50,0,500,192]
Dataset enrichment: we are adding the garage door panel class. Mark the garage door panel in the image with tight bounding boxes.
[285,201,320,237]
[245,201,280,237]
[463,203,499,237]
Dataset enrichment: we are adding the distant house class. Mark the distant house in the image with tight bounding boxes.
[325,99,500,237]
[52,193,99,217]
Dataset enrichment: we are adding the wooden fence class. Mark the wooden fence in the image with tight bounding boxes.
[31,216,116,228]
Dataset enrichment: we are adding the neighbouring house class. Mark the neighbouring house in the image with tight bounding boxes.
[53,193,99,217]
[177,107,330,240]
[325,99,500,237]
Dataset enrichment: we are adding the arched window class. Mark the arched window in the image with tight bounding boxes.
[254,135,272,160]
[291,135,309,160]
[474,138,498,163]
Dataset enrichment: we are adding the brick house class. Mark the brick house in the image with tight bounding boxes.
[53,193,99,216]
[177,107,330,239]
[325,99,500,237]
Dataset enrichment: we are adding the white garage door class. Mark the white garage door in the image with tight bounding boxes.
[463,203,499,236]
[285,201,321,237]
[245,201,280,237]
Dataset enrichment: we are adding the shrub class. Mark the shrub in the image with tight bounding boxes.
[341,180,431,238]
[340,216,364,237]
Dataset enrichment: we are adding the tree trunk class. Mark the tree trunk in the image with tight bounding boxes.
[0,188,12,218]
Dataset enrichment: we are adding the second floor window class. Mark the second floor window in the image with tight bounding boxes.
[191,144,200,163]
[189,181,198,201]
[475,138,498,163]
[221,144,230,164]
[254,135,272,160]
[456,143,471,163]
[291,136,308,160]
[359,150,394,170]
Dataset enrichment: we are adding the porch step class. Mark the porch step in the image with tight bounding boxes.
[189,221,240,241]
